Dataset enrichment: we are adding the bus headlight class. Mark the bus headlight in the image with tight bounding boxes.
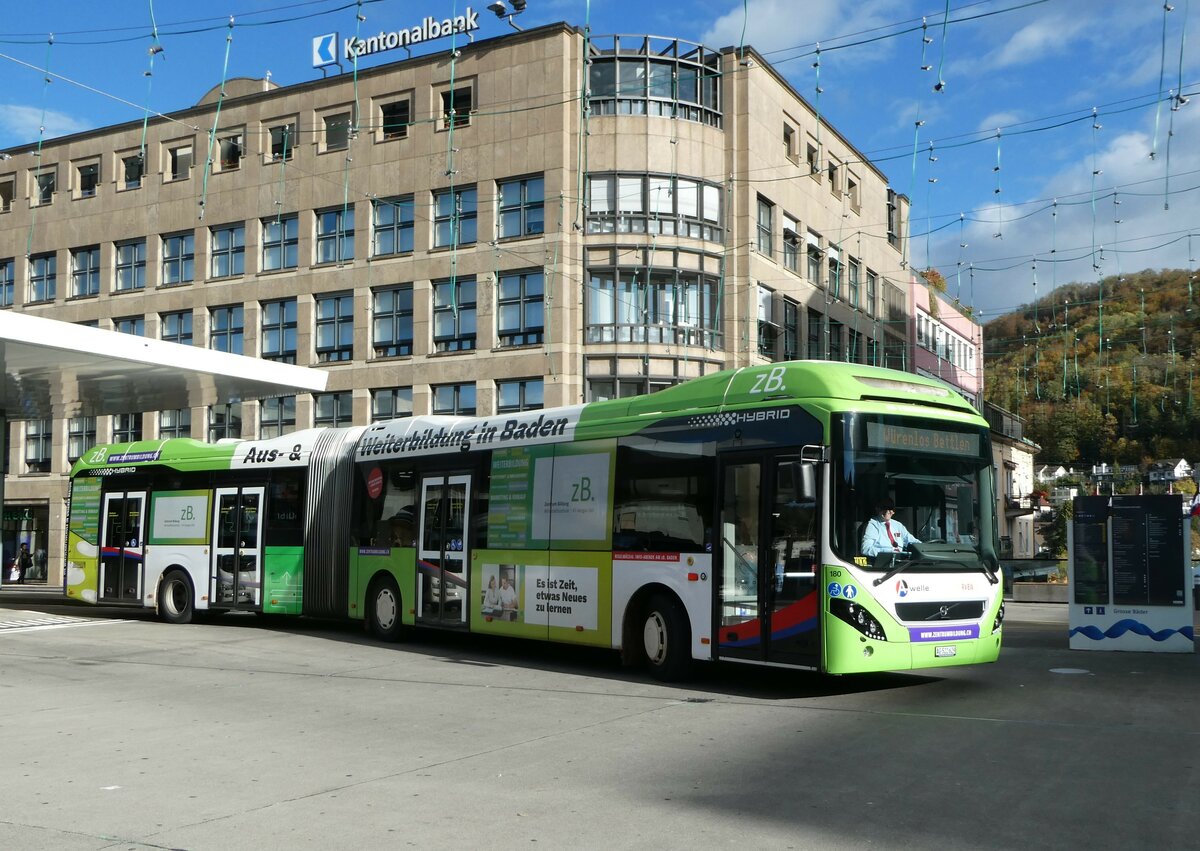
[992,602,1005,633]
[830,598,887,641]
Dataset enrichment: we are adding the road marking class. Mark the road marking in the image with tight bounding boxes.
[0,613,128,634]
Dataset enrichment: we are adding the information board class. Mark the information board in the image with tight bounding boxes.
[1068,495,1194,653]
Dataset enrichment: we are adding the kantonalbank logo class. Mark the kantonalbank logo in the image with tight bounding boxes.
[317,7,481,65]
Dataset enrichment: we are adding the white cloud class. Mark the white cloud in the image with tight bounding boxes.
[0,104,90,146]
[977,112,1023,133]
[700,0,907,59]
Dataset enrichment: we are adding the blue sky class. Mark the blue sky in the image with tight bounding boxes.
[1,0,1197,319]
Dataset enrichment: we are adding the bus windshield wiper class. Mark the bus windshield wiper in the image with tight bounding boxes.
[871,552,914,586]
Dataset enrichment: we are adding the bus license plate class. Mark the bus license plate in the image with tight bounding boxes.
[934,645,957,658]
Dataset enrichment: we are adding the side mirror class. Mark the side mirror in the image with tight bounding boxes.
[795,461,817,502]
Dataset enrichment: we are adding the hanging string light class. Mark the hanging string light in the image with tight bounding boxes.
[992,129,1003,239]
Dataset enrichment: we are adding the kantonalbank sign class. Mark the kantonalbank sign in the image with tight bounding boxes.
[312,7,481,67]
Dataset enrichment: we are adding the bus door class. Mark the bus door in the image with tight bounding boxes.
[717,454,820,667]
[100,491,146,603]
[416,474,471,626]
[211,487,264,609]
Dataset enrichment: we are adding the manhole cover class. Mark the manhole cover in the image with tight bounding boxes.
[1049,667,1091,675]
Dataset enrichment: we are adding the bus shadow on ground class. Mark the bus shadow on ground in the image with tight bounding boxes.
[4,599,943,698]
[237,612,944,700]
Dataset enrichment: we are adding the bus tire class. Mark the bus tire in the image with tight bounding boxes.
[159,570,195,625]
[369,576,403,642]
[642,593,691,682]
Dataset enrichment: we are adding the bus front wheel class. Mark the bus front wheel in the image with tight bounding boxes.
[642,594,691,681]
[159,570,194,625]
[369,577,403,642]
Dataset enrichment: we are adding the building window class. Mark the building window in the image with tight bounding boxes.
[0,258,13,307]
[828,160,840,195]
[441,87,472,129]
[866,270,877,318]
[828,250,842,300]
[71,246,101,298]
[114,316,144,336]
[371,387,413,422]
[35,169,56,205]
[77,162,99,197]
[380,99,410,140]
[497,378,544,413]
[433,186,477,248]
[262,214,299,271]
[316,206,355,264]
[160,310,193,345]
[497,269,544,347]
[784,123,796,161]
[586,268,719,347]
[159,408,191,439]
[782,216,799,272]
[756,196,773,257]
[121,154,144,190]
[115,240,147,291]
[314,392,354,427]
[29,252,56,303]
[259,396,296,439]
[847,175,860,212]
[210,223,245,278]
[210,305,244,354]
[587,376,675,401]
[0,177,14,212]
[25,419,52,473]
[67,416,97,464]
[208,403,242,441]
[829,320,844,362]
[371,285,413,357]
[169,145,192,181]
[586,173,722,242]
[808,308,823,360]
[432,382,476,415]
[162,232,195,286]
[315,292,354,362]
[887,189,900,249]
[498,176,544,238]
[372,195,414,256]
[218,134,243,171]
[587,37,722,127]
[433,277,477,352]
[783,299,800,361]
[848,259,861,309]
[262,298,298,363]
[324,112,351,150]
[807,234,822,284]
[112,413,142,444]
[757,285,777,358]
[269,122,296,161]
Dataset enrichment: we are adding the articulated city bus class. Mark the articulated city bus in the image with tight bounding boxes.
[66,361,1003,678]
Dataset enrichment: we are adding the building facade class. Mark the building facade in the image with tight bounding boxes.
[908,279,982,407]
[0,23,911,581]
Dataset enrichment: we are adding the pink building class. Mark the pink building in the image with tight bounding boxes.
[907,279,982,405]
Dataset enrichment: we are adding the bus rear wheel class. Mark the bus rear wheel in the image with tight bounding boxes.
[159,570,194,625]
[642,593,691,682]
[369,577,403,642]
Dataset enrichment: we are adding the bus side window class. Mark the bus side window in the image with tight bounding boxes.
[612,442,713,553]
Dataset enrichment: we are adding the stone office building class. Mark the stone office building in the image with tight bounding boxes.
[0,21,910,580]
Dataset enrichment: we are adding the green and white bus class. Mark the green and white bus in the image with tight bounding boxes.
[65,361,1003,678]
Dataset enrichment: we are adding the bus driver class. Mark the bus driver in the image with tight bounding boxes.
[861,497,920,557]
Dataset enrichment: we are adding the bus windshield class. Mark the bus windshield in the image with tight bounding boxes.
[832,413,996,572]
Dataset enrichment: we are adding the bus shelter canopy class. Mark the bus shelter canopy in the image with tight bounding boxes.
[0,311,328,421]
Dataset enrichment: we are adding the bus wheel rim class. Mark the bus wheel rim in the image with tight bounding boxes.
[376,588,397,630]
[643,611,667,665]
[167,580,185,614]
